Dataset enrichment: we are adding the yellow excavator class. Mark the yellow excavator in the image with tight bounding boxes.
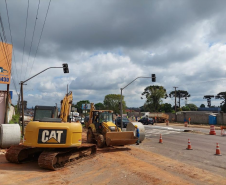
[86,103,137,148]
[5,92,96,170]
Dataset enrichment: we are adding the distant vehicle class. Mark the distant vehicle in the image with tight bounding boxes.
[80,117,85,124]
[115,117,130,128]
[84,116,89,123]
[138,117,154,125]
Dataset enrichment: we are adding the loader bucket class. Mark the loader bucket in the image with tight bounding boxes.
[105,132,138,146]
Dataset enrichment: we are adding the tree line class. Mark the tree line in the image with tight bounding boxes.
[72,85,226,114]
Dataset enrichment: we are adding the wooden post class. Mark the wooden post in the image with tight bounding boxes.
[21,83,25,142]
[4,84,10,123]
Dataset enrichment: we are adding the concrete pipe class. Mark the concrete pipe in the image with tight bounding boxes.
[0,124,21,148]
[126,122,145,142]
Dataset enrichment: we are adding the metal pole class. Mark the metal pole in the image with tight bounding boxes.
[21,82,25,142]
[173,87,177,122]
[20,66,63,142]
[85,102,87,121]
[178,90,181,108]
[120,88,123,129]
[120,76,153,129]
[4,84,10,123]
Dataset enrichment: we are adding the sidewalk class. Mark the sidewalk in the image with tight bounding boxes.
[155,122,221,130]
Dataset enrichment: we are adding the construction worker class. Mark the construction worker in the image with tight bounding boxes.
[188,117,191,125]
[135,125,140,145]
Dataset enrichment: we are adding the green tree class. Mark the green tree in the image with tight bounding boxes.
[186,103,198,111]
[169,90,190,108]
[215,92,226,112]
[159,103,172,113]
[200,104,205,108]
[95,102,105,110]
[182,106,190,111]
[142,85,168,112]
[103,94,125,114]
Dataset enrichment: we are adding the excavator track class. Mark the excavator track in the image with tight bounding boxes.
[6,144,96,170]
[5,145,43,163]
[38,144,96,170]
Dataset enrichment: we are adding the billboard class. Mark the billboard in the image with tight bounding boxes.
[82,104,91,110]
[0,42,12,84]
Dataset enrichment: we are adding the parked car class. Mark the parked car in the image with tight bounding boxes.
[138,117,154,125]
[115,117,130,128]
[80,117,85,124]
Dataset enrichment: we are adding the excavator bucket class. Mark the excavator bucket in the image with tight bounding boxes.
[105,132,138,146]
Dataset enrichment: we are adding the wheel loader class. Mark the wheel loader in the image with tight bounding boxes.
[5,92,96,170]
[86,103,137,148]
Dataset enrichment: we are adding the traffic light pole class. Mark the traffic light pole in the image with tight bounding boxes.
[120,76,155,129]
[20,66,67,142]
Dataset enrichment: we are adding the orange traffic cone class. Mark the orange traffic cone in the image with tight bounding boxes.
[159,134,163,143]
[215,143,222,156]
[186,139,193,150]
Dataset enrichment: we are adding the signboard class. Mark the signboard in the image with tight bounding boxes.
[82,104,90,110]
[0,42,12,84]
[71,107,77,112]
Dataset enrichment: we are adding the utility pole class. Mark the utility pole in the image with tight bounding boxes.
[173,87,178,122]
[178,90,181,108]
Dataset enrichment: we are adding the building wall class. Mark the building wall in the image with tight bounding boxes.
[166,112,226,125]
[0,91,14,124]
[7,104,15,123]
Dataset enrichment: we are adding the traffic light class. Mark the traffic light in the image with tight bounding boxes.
[118,102,121,111]
[152,74,156,82]
[62,63,69,73]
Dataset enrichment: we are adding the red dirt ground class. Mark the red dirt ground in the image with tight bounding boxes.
[0,131,225,185]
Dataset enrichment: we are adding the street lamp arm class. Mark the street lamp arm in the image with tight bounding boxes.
[22,67,62,84]
[20,66,64,142]
[121,76,152,90]
[120,76,152,129]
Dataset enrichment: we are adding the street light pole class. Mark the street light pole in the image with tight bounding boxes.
[120,76,155,129]
[20,65,69,142]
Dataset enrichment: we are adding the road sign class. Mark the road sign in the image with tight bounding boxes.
[82,104,90,110]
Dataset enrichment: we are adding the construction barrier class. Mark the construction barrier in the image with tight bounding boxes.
[215,143,222,156]
[186,139,193,150]
[159,134,163,144]
[209,125,216,135]
[220,126,226,136]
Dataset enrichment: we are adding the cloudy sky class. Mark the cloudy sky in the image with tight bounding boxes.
[1,0,226,108]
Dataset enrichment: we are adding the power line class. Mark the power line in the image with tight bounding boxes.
[29,0,52,78]
[20,0,30,82]
[4,0,20,85]
[0,13,19,95]
[24,0,40,81]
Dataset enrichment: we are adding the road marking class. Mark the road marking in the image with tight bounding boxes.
[145,128,181,137]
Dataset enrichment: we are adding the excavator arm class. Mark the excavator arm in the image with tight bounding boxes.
[60,91,73,122]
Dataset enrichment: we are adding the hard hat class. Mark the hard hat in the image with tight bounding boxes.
[135,125,138,128]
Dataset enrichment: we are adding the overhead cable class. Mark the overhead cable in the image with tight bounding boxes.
[29,0,52,78]
[21,0,30,82]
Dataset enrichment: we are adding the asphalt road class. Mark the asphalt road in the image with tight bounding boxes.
[141,125,226,177]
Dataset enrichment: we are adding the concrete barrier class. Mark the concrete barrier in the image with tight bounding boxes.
[0,124,21,148]
[126,122,145,142]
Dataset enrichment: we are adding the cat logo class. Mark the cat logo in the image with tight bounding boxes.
[38,129,67,144]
